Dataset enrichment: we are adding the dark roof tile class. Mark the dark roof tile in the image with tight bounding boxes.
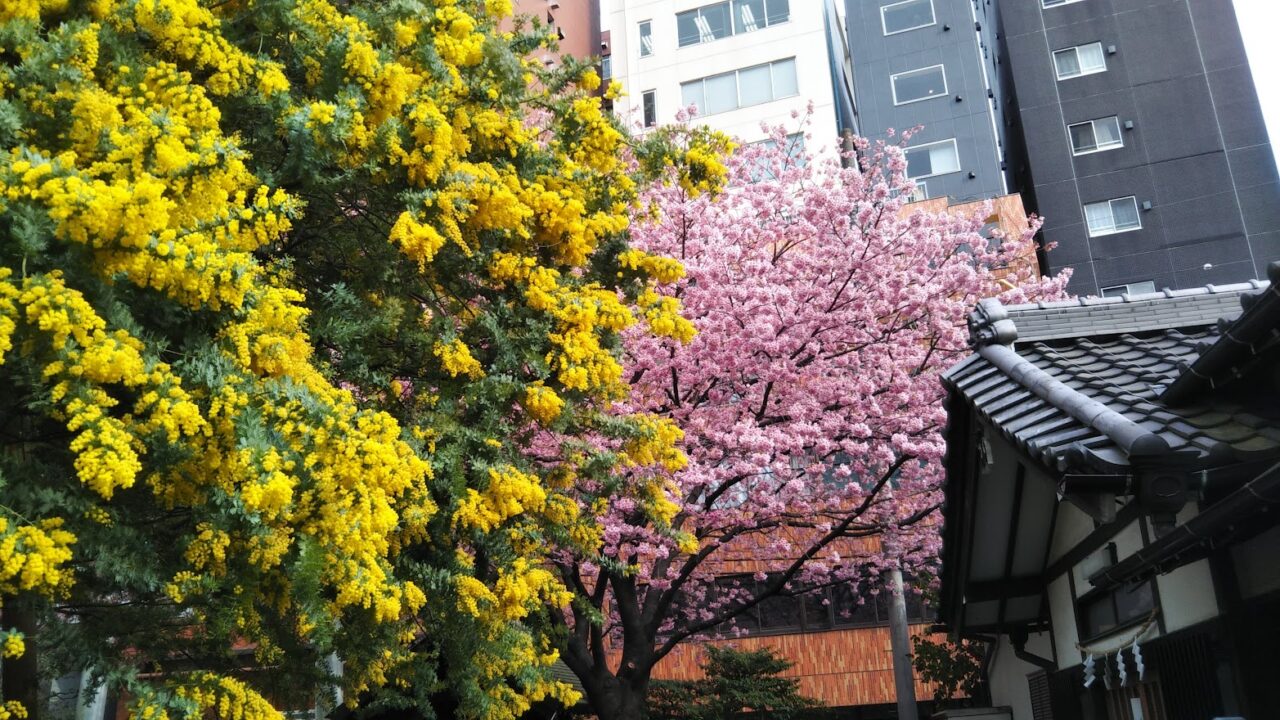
[946,280,1280,472]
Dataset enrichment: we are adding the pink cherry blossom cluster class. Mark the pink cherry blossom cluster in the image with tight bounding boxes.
[551,117,1069,710]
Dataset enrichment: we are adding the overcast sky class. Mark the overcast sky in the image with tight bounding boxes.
[1234,0,1280,171]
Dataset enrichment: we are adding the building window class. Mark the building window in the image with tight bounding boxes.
[881,0,935,35]
[687,576,931,638]
[639,20,653,57]
[1054,42,1106,80]
[904,139,961,179]
[677,0,790,48]
[908,181,928,202]
[1100,280,1156,297]
[1077,580,1155,642]
[642,90,657,127]
[747,133,806,182]
[680,58,798,116]
[1083,196,1141,237]
[678,3,731,46]
[734,0,790,31]
[1069,116,1123,155]
[1042,0,1086,7]
[891,64,947,105]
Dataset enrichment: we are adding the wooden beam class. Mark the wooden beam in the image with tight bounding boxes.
[964,577,1043,602]
[1044,499,1144,581]
[996,463,1027,629]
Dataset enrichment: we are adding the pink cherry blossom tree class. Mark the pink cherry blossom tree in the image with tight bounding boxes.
[550,120,1069,720]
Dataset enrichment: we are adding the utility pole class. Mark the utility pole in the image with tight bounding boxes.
[887,567,919,720]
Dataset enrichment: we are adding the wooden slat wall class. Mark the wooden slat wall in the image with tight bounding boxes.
[1028,669,1054,720]
[647,625,944,708]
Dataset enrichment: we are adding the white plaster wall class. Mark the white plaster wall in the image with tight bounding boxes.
[1072,518,1142,590]
[987,632,1053,720]
[1047,573,1079,668]
[1152,503,1217,632]
[1041,497,1228,670]
[602,0,842,150]
[1156,557,1220,633]
[1110,519,1144,561]
[1048,500,1093,566]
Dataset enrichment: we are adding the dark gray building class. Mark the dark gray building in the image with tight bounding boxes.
[844,0,1018,202]
[1000,0,1280,295]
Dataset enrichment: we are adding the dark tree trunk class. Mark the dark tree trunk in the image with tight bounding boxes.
[2,597,39,720]
[589,676,650,720]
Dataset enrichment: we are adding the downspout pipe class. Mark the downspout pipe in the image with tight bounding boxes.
[1014,646,1057,672]
[1010,627,1056,671]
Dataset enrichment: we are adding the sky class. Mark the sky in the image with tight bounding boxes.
[1233,0,1280,172]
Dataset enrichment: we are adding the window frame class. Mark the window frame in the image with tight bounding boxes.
[890,63,948,106]
[908,181,928,202]
[677,3,731,48]
[638,19,653,57]
[1042,0,1086,8]
[1053,42,1107,80]
[1075,579,1156,644]
[904,138,962,180]
[745,132,807,182]
[641,89,657,128]
[880,0,937,36]
[1083,196,1141,237]
[1100,281,1157,298]
[1068,116,1124,156]
[679,57,799,117]
[677,0,791,49]
[718,577,931,638]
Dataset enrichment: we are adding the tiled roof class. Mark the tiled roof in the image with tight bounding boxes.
[942,270,1280,473]
[550,659,586,697]
[1002,280,1269,343]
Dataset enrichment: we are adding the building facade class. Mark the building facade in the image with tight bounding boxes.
[939,269,1280,719]
[999,0,1280,296]
[512,0,602,69]
[600,0,856,150]
[844,0,1017,203]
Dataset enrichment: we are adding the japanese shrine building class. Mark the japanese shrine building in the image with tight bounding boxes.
[937,262,1280,720]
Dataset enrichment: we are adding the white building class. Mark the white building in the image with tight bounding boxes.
[600,0,856,153]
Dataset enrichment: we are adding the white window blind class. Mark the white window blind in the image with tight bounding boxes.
[905,139,961,179]
[1054,42,1106,79]
[1069,116,1123,154]
[680,58,798,116]
[1083,196,1141,236]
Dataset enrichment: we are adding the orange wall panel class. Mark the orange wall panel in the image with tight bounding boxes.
[637,625,944,709]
